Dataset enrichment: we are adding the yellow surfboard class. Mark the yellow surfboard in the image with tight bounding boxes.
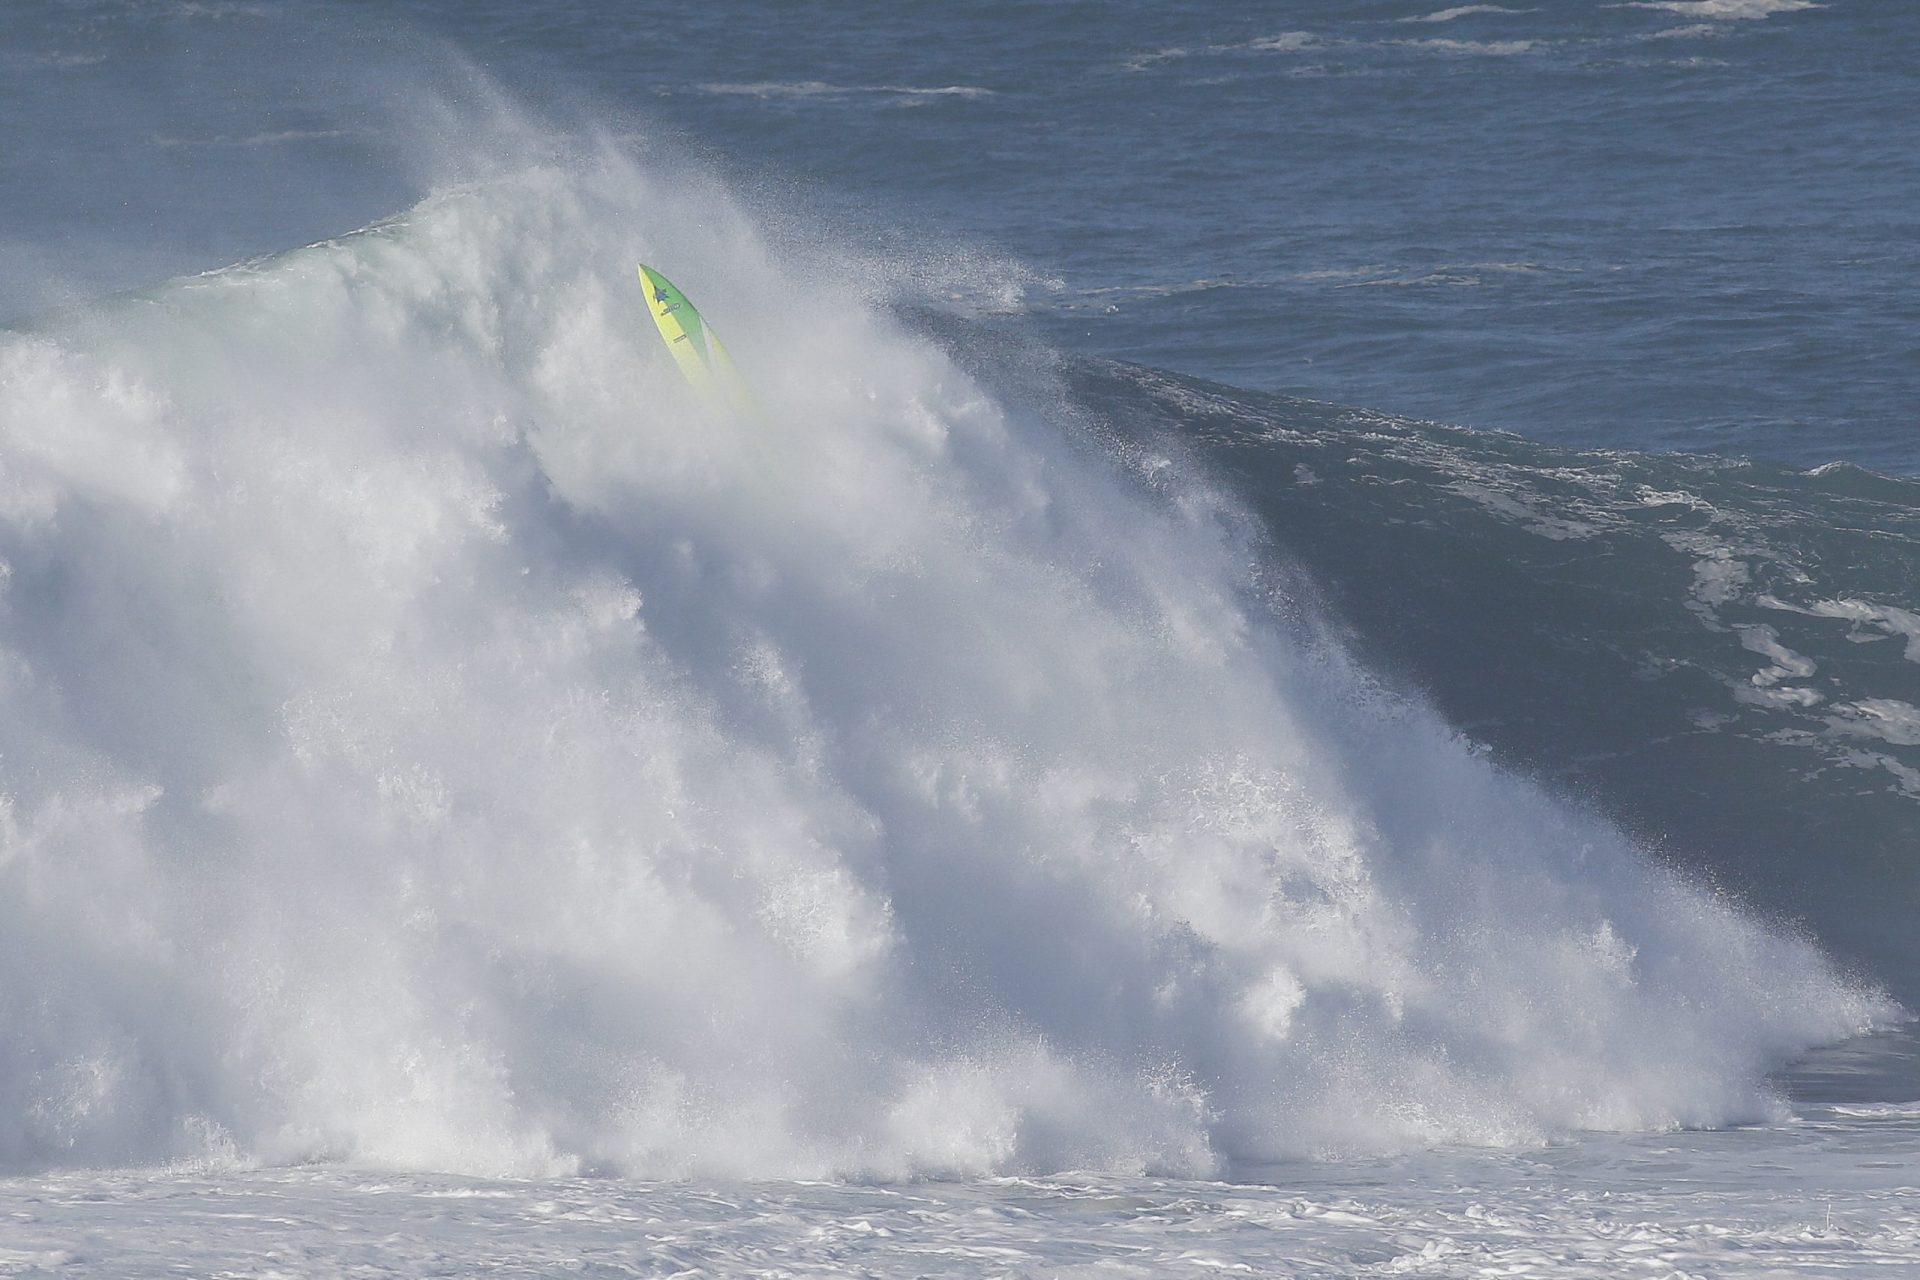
[638,264,747,409]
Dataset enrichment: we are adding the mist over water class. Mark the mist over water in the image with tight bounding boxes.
[0,123,1891,1179]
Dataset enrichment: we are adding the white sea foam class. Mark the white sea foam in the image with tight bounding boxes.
[1667,535,1749,630]
[1622,0,1822,19]
[0,133,1889,1180]
[1401,5,1537,22]
[1397,37,1543,56]
[1246,33,1318,53]
[1637,22,1729,40]
[695,81,994,103]
[1737,623,1818,688]
[1446,479,1600,540]
[1806,598,1920,662]
[1124,33,1316,70]
[1826,699,1920,748]
[5,1116,1918,1279]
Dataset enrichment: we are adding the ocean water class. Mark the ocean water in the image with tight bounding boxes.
[1,1,1916,1274]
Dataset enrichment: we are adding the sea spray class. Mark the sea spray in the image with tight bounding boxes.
[0,147,1888,1178]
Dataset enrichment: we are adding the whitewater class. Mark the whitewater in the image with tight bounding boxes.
[1,120,1913,1268]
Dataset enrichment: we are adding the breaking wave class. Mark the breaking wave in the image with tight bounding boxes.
[0,135,1891,1179]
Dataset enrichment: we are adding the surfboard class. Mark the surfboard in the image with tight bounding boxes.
[638,264,744,404]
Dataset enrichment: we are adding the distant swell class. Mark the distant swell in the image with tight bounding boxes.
[0,146,1891,1180]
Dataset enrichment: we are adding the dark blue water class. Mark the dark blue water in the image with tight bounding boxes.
[5,1,1917,470]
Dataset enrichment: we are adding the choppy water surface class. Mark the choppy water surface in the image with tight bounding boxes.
[5,1101,1918,1277]
[6,0,1916,469]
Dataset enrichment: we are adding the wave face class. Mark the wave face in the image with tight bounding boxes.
[1058,361,1920,1007]
[0,152,1889,1179]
